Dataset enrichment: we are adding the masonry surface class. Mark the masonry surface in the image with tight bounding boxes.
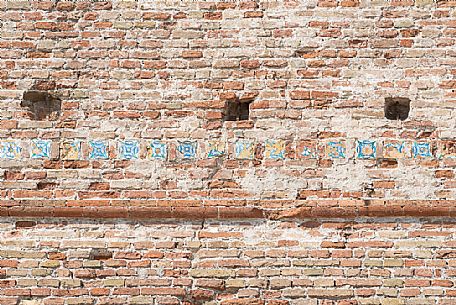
[1,0,456,304]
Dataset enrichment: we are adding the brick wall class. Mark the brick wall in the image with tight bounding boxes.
[3,218,456,305]
[1,0,456,209]
[1,0,456,303]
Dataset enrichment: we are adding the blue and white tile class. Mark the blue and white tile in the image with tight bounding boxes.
[148,140,167,160]
[207,140,224,158]
[264,140,286,160]
[324,141,346,159]
[356,140,377,159]
[382,141,407,159]
[0,140,22,160]
[177,140,197,160]
[412,142,433,158]
[89,140,109,160]
[31,139,51,159]
[235,140,255,159]
[118,140,140,160]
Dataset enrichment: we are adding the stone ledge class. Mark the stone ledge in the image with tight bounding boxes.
[0,200,454,219]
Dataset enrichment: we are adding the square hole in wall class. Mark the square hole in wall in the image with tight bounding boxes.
[21,90,61,121]
[384,97,410,121]
[224,99,252,121]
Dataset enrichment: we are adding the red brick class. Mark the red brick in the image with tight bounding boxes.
[221,300,264,305]
[182,50,203,58]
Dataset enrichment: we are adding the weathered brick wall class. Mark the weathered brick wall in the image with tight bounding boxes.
[2,218,456,305]
[1,0,456,208]
[1,0,456,303]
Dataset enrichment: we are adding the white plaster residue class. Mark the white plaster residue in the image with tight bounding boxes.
[239,168,308,199]
[396,165,438,199]
[323,162,370,192]
[243,222,324,246]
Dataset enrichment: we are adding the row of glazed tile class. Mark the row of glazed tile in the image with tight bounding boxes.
[0,138,454,161]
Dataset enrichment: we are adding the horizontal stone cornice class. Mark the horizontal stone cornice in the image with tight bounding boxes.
[1,200,455,219]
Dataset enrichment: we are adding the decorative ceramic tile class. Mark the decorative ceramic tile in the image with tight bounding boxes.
[297,140,317,159]
[264,140,285,160]
[324,141,346,159]
[118,140,140,160]
[147,140,167,160]
[356,140,377,159]
[235,140,255,159]
[207,140,224,158]
[0,140,22,160]
[61,140,81,160]
[439,140,456,159]
[383,141,407,159]
[31,139,51,159]
[412,142,432,158]
[89,140,109,160]
[177,140,197,160]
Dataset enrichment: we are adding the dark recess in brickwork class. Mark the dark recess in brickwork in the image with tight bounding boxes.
[15,221,36,228]
[384,97,410,121]
[21,87,61,121]
[224,99,252,121]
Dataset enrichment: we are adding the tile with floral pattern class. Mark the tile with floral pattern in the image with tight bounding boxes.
[31,139,51,159]
[264,140,285,160]
[177,140,197,160]
[235,140,255,160]
[118,140,140,160]
[61,140,82,160]
[382,140,408,159]
[89,140,109,160]
[438,140,456,159]
[412,142,433,158]
[0,140,22,160]
[207,140,224,158]
[296,140,317,159]
[147,140,167,160]
[356,140,377,159]
[324,141,346,159]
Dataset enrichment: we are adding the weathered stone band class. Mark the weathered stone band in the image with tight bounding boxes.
[1,200,453,219]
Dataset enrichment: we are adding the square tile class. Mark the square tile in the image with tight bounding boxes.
[177,140,197,160]
[207,140,224,158]
[89,140,109,160]
[356,140,377,159]
[235,140,255,160]
[118,140,140,160]
[438,140,456,159]
[0,140,22,160]
[324,141,346,159]
[61,140,82,160]
[383,141,408,159]
[31,139,51,159]
[147,140,167,160]
[296,140,317,159]
[412,142,433,158]
[264,140,285,160]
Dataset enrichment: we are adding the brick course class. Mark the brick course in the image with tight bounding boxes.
[0,218,456,305]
